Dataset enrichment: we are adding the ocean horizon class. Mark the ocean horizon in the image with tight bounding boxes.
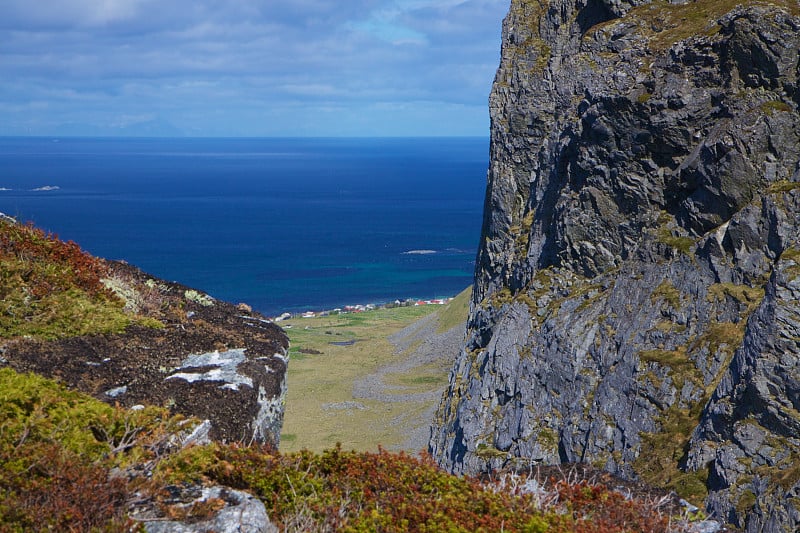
[0,136,488,316]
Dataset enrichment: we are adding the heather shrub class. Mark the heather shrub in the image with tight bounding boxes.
[158,443,673,532]
[0,369,183,531]
[0,367,685,532]
[0,219,160,339]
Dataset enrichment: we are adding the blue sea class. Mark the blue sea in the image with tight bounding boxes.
[0,137,487,316]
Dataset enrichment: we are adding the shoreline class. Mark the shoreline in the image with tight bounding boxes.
[270,296,455,322]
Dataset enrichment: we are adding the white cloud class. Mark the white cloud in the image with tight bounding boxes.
[278,83,340,96]
[81,0,147,25]
[351,18,428,45]
[0,0,150,28]
[0,0,509,136]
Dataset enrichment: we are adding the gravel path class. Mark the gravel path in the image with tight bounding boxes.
[352,311,466,452]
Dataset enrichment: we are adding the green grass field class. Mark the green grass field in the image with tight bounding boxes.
[280,288,470,453]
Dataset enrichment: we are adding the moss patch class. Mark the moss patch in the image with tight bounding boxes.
[769,180,800,194]
[781,247,800,262]
[613,0,799,53]
[651,279,681,309]
[761,100,793,115]
[635,320,751,503]
[0,367,188,469]
[634,403,709,506]
[755,451,800,491]
[657,227,695,255]
[493,0,553,96]
[782,247,800,278]
[639,346,702,391]
[0,219,162,340]
[512,209,537,255]
[707,282,765,320]
[475,442,509,460]
[737,490,757,516]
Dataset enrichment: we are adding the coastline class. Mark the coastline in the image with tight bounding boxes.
[270,295,455,322]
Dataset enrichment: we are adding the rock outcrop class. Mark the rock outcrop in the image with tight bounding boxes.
[2,256,289,449]
[134,485,278,533]
[430,0,800,530]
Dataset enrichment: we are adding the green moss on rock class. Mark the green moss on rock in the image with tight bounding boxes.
[634,402,709,506]
[651,280,681,309]
[761,100,793,115]
[657,227,695,255]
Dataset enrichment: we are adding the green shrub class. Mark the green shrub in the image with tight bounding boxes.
[0,369,191,531]
[158,443,672,532]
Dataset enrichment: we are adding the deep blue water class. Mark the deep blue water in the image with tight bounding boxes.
[0,137,487,315]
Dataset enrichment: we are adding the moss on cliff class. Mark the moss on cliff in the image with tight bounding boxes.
[598,0,800,53]
[769,180,800,194]
[650,280,681,309]
[500,0,552,82]
[634,402,710,506]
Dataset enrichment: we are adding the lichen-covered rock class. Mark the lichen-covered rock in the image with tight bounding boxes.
[430,0,800,530]
[164,348,288,446]
[3,259,289,449]
[133,485,278,533]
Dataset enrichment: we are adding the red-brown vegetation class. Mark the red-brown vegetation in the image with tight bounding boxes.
[159,443,674,532]
[0,220,109,298]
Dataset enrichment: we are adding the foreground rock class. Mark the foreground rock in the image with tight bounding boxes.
[134,485,278,533]
[430,0,800,531]
[3,258,289,449]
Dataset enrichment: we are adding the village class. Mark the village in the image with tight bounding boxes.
[271,296,454,322]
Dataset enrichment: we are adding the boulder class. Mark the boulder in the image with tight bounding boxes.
[133,485,278,533]
[3,259,289,448]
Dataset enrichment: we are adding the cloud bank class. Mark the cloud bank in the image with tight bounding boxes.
[0,0,509,136]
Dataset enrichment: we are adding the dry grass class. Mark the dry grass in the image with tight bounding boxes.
[436,286,472,333]
[280,291,470,453]
[589,0,800,54]
[280,305,441,453]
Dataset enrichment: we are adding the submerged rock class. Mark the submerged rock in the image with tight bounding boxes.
[430,0,800,530]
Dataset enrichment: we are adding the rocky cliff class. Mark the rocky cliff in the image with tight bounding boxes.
[430,0,800,530]
[0,216,289,449]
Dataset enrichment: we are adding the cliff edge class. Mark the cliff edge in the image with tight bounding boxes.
[430,0,800,530]
[0,216,289,449]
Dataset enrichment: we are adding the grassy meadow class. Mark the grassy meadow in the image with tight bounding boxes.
[280,288,471,453]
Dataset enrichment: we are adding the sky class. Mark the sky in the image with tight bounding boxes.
[0,0,510,137]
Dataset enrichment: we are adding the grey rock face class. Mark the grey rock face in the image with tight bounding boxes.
[430,0,800,530]
[687,252,800,531]
[165,348,288,447]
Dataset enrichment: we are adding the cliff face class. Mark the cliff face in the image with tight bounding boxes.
[430,0,800,529]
